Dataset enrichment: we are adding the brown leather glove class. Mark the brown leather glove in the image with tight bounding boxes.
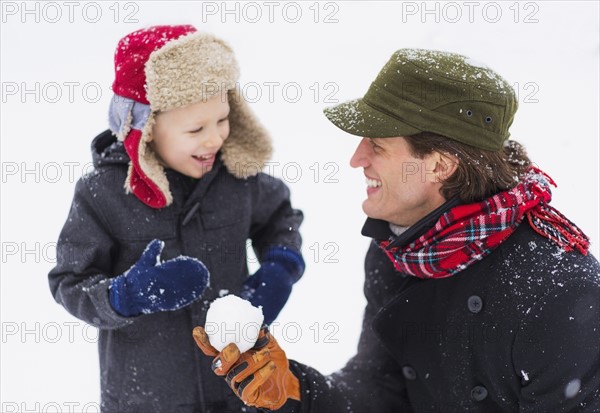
[193,325,300,410]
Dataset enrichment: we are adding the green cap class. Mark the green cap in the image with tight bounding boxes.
[324,49,518,151]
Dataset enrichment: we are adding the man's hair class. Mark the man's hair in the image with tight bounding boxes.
[404,132,532,203]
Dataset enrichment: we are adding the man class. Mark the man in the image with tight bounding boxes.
[193,49,600,412]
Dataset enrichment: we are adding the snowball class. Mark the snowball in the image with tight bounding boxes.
[205,295,264,353]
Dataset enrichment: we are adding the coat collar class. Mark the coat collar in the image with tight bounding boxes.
[361,196,462,247]
[166,152,225,210]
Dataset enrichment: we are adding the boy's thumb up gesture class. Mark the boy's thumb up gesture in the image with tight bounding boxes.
[192,325,300,411]
[109,239,210,317]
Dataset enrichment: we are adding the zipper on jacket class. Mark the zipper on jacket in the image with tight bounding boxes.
[182,202,201,227]
[177,204,210,411]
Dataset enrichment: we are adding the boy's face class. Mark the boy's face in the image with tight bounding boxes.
[150,94,230,179]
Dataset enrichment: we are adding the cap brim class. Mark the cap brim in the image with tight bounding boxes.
[323,98,421,138]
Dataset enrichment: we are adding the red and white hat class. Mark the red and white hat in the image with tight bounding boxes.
[108,25,272,208]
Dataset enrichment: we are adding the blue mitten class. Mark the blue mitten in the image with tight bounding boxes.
[109,239,210,317]
[241,246,305,325]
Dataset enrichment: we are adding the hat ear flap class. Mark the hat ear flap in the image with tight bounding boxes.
[221,89,273,178]
[123,117,173,209]
[110,95,173,209]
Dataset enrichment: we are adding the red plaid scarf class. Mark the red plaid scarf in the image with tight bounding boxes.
[379,167,590,279]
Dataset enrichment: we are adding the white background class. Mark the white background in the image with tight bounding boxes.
[1,1,599,411]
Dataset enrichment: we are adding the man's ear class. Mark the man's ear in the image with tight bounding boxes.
[432,151,458,182]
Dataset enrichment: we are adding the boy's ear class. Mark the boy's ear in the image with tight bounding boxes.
[146,123,155,142]
[432,151,459,182]
[147,111,163,142]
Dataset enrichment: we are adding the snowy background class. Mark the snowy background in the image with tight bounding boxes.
[1,1,598,410]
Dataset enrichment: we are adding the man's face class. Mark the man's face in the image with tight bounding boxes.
[350,137,447,227]
[150,94,230,179]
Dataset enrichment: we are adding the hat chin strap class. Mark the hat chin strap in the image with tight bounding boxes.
[123,129,168,209]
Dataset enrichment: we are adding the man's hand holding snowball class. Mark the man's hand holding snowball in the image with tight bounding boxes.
[193,326,300,411]
[193,295,300,411]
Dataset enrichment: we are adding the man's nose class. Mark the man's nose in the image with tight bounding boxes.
[350,138,370,169]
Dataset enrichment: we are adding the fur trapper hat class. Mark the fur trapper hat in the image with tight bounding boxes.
[108,25,272,208]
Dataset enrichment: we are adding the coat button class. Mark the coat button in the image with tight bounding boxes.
[470,385,488,401]
[402,365,417,380]
[467,295,483,313]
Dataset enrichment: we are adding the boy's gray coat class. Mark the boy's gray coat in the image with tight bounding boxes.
[49,130,303,413]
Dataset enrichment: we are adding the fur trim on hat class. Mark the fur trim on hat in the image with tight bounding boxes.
[145,32,239,111]
[222,88,272,178]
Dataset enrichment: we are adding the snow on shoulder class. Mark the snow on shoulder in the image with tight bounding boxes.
[205,294,264,353]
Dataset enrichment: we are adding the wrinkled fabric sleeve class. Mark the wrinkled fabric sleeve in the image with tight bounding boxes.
[513,278,600,413]
[48,177,132,330]
[249,174,303,259]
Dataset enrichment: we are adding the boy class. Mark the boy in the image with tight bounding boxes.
[49,25,305,413]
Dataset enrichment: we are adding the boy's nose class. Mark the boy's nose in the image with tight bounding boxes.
[204,130,223,150]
